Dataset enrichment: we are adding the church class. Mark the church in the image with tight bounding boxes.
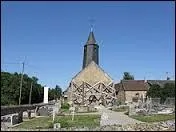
[63,28,117,107]
[62,28,172,106]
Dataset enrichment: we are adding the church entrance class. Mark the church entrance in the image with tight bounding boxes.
[89,95,97,105]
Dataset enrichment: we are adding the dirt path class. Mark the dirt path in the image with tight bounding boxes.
[96,106,143,126]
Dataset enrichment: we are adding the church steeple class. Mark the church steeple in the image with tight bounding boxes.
[86,29,96,45]
[82,29,99,69]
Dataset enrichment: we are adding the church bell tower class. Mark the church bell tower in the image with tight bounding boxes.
[82,28,99,69]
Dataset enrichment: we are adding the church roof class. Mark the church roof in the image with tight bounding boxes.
[147,80,175,87]
[71,61,113,84]
[86,31,96,45]
[115,80,148,91]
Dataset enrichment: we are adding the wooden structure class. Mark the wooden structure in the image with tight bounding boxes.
[67,61,117,107]
[69,81,116,106]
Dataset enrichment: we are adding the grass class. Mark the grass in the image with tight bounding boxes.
[112,108,128,112]
[60,108,70,113]
[54,115,100,128]
[112,106,129,112]
[14,117,53,129]
[130,114,175,123]
[77,110,98,113]
[14,115,101,129]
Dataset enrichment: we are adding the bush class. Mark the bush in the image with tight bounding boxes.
[61,102,70,109]
[132,97,138,102]
[48,122,54,128]
[147,83,175,104]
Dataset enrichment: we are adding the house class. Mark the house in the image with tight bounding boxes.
[115,80,148,104]
[114,80,175,104]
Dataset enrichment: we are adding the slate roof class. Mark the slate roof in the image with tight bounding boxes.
[86,31,96,45]
[115,80,148,91]
[147,80,175,87]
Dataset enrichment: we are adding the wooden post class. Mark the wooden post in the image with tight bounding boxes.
[29,81,33,105]
[53,109,55,122]
[19,62,25,105]
[71,107,75,121]
[82,81,84,105]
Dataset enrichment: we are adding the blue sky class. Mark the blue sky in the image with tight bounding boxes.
[1,1,175,90]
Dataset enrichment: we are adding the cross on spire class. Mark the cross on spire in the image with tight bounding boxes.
[89,18,95,32]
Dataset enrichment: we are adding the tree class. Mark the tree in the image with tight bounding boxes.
[167,77,170,80]
[55,85,62,99]
[146,83,175,103]
[48,88,55,101]
[123,72,134,80]
[146,84,161,98]
[48,85,62,101]
[160,83,175,103]
[1,71,44,105]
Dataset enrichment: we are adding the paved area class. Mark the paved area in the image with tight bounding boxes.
[65,112,100,116]
[96,105,143,126]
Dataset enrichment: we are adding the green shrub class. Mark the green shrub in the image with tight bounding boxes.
[48,122,54,128]
[61,102,70,109]
[131,114,175,122]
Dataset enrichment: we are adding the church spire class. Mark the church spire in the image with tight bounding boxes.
[86,30,96,45]
[83,28,99,69]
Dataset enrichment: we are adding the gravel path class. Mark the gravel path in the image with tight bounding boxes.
[97,106,143,126]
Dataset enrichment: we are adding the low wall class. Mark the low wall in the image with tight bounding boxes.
[1,102,55,116]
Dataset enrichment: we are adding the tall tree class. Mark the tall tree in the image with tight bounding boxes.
[48,85,62,101]
[1,71,44,105]
[123,72,134,80]
[55,85,62,99]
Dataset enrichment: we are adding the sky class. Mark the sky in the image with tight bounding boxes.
[1,1,175,90]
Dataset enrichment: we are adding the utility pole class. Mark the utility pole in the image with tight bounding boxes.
[19,62,25,105]
[29,81,33,105]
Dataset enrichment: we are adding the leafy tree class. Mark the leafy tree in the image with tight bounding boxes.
[160,83,175,103]
[147,83,175,103]
[146,84,161,98]
[1,71,44,105]
[55,85,62,99]
[48,85,62,101]
[123,72,134,80]
[167,77,170,80]
[48,88,55,101]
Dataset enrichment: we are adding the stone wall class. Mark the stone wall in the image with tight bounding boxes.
[116,89,125,104]
[1,102,55,116]
[125,91,147,103]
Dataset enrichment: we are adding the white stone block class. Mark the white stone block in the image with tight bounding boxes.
[44,87,49,103]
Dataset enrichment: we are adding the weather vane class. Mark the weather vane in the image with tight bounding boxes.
[88,17,95,32]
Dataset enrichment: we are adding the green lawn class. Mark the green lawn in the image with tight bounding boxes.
[60,108,70,113]
[130,114,175,123]
[14,115,101,129]
[112,106,129,112]
[112,108,128,112]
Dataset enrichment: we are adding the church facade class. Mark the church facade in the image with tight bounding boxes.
[65,29,117,107]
